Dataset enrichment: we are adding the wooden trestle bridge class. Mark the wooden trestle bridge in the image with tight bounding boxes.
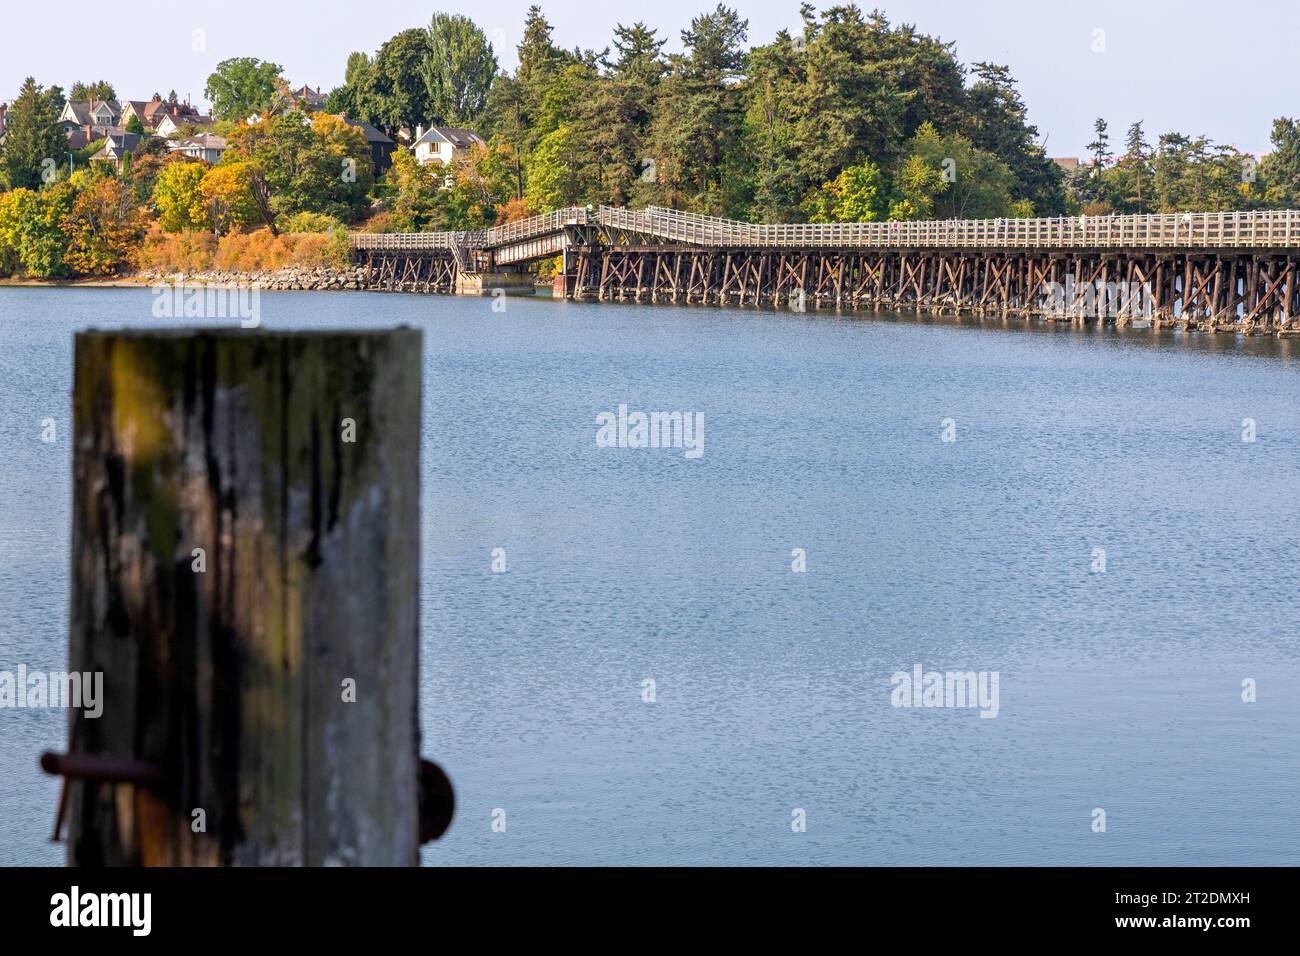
[348,206,1300,333]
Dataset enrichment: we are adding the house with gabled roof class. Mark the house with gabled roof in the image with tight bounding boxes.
[89,131,144,171]
[169,133,227,164]
[121,96,202,132]
[412,125,485,167]
[155,111,214,138]
[59,98,121,133]
[291,85,327,111]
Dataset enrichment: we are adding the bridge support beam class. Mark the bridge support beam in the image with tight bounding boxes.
[565,247,1298,334]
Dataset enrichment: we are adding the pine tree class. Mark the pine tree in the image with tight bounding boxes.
[1087,118,1110,172]
[1119,121,1151,212]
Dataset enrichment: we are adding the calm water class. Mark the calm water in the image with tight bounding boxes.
[1,287,1297,866]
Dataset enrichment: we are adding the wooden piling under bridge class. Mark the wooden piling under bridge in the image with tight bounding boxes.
[350,206,1300,334]
[45,329,453,866]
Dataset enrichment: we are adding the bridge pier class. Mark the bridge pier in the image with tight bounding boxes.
[455,270,536,297]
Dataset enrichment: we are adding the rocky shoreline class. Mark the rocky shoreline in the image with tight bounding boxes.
[134,265,372,291]
[1,265,557,292]
[0,265,375,291]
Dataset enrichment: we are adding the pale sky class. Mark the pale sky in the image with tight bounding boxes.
[4,0,1296,157]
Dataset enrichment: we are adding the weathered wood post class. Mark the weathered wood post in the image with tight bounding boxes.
[56,329,431,866]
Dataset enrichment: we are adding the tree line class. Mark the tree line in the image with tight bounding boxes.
[1070,117,1300,214]
[326,4,1300,225]
[3,3,1300,280]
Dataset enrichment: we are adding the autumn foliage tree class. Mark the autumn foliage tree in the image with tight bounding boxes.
[0,181,77,278]
[382,148,441,230]
[152,161,208,232]
[61,173,144,275]
[199,161,262,235]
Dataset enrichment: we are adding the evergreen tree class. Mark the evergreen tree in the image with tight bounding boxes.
[1087,118,1110,172]
[745,6,975,221]
[515,5,572,148]
[1261,118,1300,208]
[69,80,115,102]
[643,4,749,213]
[2,77,66,190]
[1114,121,1151,212]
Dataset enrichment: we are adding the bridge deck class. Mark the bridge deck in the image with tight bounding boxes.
[349,206,1300,258]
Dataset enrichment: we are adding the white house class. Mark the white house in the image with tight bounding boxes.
[412,126,485,168]
[169,133,228,164]
[155,112,213,138]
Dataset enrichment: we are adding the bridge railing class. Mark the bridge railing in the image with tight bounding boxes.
[483,206,589,247]
[349,230,485,251]
[349,207,1300,253]
[347,207,590,252]
[617,206,1300,249]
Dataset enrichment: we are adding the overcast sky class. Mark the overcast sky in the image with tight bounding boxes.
[4,0,1296,157]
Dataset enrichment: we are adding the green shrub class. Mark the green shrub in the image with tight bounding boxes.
[279,211,346,234]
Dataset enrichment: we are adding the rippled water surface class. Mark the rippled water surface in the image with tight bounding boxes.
[1,287,1297,865]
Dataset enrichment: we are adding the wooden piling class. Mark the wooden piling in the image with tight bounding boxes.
[63,329,424,866]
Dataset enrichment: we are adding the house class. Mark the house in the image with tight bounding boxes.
[65,126,106,151]
[122,95,203,131]
[266,84,327,114]
[412,125,485,168]
[342,116,395,176]
[155,111,213,138]
[169,133,227,164]
[1051,157,1081,172]
[89,131,144,171]
[59,98,121,134]
[290,85,327,111]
